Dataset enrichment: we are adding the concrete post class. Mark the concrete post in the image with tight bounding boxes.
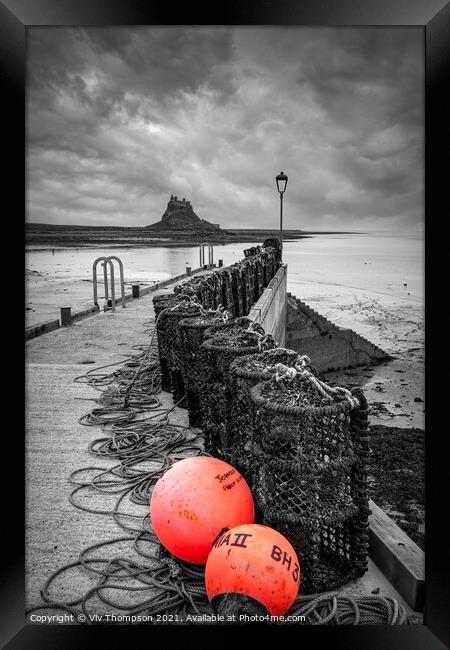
[132,284,140,298]
[60,307,72,326]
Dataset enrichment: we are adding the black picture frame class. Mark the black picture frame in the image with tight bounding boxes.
[6,0,449,646]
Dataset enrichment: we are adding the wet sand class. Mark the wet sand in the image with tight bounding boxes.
[291,283,424,429]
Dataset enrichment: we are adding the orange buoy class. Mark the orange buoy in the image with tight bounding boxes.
[205,523,300,617]
[150,456,254,564]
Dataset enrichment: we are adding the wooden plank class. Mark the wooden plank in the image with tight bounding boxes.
[368,499,425,611]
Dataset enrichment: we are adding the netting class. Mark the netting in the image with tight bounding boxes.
[152,294,201,405]
[178,310,231,427]
[198,319,276,460]
[249,372,370,594]
[152,293,178,392]
[227,348,300,483]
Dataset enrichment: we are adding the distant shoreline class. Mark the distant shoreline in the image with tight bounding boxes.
[25,225,363,249]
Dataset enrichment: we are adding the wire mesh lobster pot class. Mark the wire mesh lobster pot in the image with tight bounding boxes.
[262,237,282,268]
[153,295,201,406]
[199,319,276,460]
[178,313,231,427]
[253,257,265,302]
[249,377,370,594]
[227,348,300,483]
[243,245,261,257]
[260,250,272,287]
[230,265,245,317]
[218,269,235,316]
[238,260,252,315]
[173,276,212,310]
[152,293,178,391]
[243,259,257,312]
[204,272,224,310]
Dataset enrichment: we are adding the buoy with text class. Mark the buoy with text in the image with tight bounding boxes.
[150,456,254,564]
[205,523,301,617]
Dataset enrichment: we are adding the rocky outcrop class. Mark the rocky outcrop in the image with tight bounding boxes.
[147,195,220,231]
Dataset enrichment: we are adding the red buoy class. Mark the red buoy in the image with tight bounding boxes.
[205,524,300,616]
[150,457,254,564]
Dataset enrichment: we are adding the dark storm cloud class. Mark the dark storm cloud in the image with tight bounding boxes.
[27,27,423,230]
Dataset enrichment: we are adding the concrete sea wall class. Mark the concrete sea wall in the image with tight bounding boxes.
[285,293,391,372]
[248,264,287,346]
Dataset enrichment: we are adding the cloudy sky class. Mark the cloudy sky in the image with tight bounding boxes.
[27,27,423,231]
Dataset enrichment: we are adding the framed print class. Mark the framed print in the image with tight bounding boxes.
[4,0,449,646]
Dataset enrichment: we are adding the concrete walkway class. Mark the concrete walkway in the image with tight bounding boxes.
[25,284,419,620]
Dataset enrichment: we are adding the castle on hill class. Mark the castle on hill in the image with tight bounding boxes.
[146,195,220,231]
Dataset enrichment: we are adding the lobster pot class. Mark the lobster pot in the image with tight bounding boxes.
[220,270,235,316]
[206,273,223,310]
[249,378,370,594]
[174,276,214,310]
[197,278,217,310]
[254,258,265,302]
[227,348,299,482]
[262,237,282,268]
[230,265,245,317]
[243,260,256,312]
[239,261,252,315]
[178,315,231,427]
[199,320,275,459]
[152,294,178,391]
[154,297,201,405]
[243,245,261,258]
[260,250,272,287]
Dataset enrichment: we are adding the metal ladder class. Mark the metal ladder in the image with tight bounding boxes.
[92,256,126,312]
[199,243,214,267]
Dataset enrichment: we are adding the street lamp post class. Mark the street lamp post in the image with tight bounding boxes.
[275,171,288,260]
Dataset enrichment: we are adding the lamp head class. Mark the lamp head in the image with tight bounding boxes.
[276,171,288,194]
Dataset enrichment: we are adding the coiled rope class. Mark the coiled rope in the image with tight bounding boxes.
[284,591,408,625]
[274,355,361,409]
[245,321,273,351]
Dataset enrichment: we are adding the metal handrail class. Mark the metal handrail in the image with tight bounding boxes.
[199,243,214,268]
[93,255,125,312]
[107,256,126,308]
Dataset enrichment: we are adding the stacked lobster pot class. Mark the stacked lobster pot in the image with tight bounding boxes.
[254,256,265,300]
[173,276,215,311]
[178,309,231,427]
[227,348,300,483]
[217,268,235,316]
[262,236,282,268]
[198,318,276,459]
[152,293,201,405]
[152,293,179,392]
[248,361,370,594]
[229,264,245,317]
[238,259,253,316]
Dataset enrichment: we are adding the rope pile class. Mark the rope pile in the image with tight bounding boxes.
[285,592,408,625]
